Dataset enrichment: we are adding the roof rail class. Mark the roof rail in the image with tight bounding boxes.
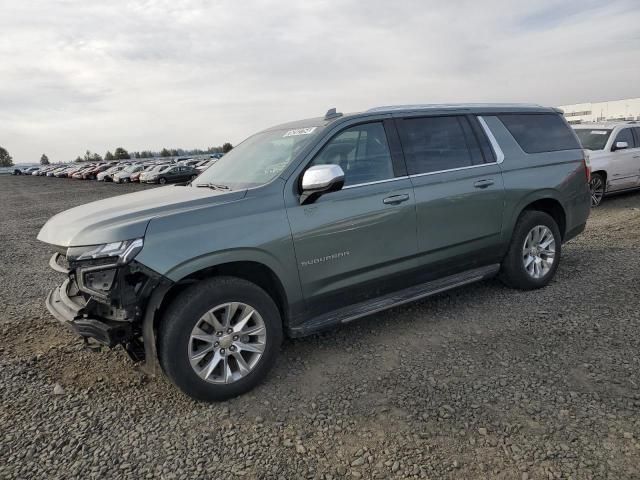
[324,108,343,120]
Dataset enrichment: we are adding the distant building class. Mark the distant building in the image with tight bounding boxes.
[559,97,640,124]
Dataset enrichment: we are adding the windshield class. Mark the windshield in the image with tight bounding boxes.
[574,128,612,150]
[194,126,320,188]
[124,165,139,173]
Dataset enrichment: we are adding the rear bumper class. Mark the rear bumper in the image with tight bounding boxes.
[564,188,591,243]
[45,281,133,347]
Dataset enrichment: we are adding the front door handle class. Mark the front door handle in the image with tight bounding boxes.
[383,194,410,205]
[474,179,494,189]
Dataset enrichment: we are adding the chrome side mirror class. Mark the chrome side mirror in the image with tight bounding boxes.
[300,164,345,204]
[613,141,629,151]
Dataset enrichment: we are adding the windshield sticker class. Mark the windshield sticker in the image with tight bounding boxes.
[283,127,317,137]
[590,131,608,135]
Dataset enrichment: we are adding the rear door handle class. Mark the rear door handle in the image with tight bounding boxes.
[383,194,410,205]
[474,179,494,189]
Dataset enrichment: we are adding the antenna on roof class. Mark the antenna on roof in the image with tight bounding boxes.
[324,107,343,120]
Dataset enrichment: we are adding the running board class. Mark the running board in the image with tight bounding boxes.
[289,264,500,337]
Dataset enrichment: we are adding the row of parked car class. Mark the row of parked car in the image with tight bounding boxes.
[15,156,221,185]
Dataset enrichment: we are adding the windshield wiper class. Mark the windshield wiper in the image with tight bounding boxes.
[196,182,232,191]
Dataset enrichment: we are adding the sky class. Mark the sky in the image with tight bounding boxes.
[1,0,639,163]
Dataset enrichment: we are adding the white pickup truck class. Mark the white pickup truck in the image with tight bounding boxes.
[573,122,640,206]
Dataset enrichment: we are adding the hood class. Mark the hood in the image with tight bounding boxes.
[37,185,247,247]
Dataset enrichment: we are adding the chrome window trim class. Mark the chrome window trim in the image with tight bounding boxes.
[339,115,506,186]
[408,162,498,179]
[342,176,409,189]
[477,116,505,163]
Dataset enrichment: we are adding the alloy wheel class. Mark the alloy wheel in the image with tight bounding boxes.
[522,225,556,279]
[590,176,604,207]
[188,302,267,384]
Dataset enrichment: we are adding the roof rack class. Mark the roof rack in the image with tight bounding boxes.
[324,108,343,120]
[367,103,543,113]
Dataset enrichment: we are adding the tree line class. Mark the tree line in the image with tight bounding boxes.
[0,142,234,167]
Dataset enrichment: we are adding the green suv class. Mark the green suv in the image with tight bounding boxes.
[38,104,591,401]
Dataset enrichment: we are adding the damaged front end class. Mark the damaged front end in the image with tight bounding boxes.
[45,239,169,362]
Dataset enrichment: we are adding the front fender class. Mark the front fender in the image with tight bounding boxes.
[135,184,303,307]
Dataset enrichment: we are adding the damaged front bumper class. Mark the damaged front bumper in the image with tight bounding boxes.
[45,278,134,347]
[45,252,170,361]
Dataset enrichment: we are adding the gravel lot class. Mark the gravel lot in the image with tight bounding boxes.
[1,175,639,479]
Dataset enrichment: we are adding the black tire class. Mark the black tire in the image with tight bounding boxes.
[190,174,197,181]
[158,276,283,401]
[589,173,605,207]
[159,177,167,185]
[499,210,561,290]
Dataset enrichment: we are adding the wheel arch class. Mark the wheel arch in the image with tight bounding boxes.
[142,259,293,375]
[507,192,567,242]
[591,169,607,183]
[163,261,289,323]
[522,198,566,240]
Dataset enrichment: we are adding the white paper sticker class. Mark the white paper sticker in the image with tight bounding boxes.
[283,127,317,137]
[590,131,608,135]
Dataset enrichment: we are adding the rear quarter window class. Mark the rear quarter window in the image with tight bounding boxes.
[498,113,580,154]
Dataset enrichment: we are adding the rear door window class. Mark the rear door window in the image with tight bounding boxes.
[396,116,483,175]
[498,114,580,153]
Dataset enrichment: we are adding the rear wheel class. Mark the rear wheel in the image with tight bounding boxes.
[158,276,282,401]
[499,210,561,290]
[589,173,605,207]
[159,177,167,185]
[190,174,197,181]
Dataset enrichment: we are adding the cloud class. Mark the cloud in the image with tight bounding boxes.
[0,0,638,162]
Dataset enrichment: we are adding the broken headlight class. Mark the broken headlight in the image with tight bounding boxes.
[67,238,144,265]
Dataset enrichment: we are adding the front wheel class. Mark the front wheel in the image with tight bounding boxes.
[158,276,283,401]
[589,173,605,207]
[159,177,167,185]
[190,174,197,181]
[499,210,561,290]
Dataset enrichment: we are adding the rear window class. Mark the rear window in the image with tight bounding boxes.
[498,114,580,154]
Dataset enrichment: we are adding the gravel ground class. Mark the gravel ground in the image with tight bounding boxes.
[1,175,639,480]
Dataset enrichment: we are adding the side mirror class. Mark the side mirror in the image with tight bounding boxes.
[613,141,629,151]
[300,164,345,204]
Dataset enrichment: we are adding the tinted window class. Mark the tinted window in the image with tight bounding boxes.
[614,128,635,148]
[573,128,612,151]
[310,122,394,187]
[498,114,580,153]
[396,116,480,175]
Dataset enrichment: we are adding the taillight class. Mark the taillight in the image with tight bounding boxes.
[583,149,591,183]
